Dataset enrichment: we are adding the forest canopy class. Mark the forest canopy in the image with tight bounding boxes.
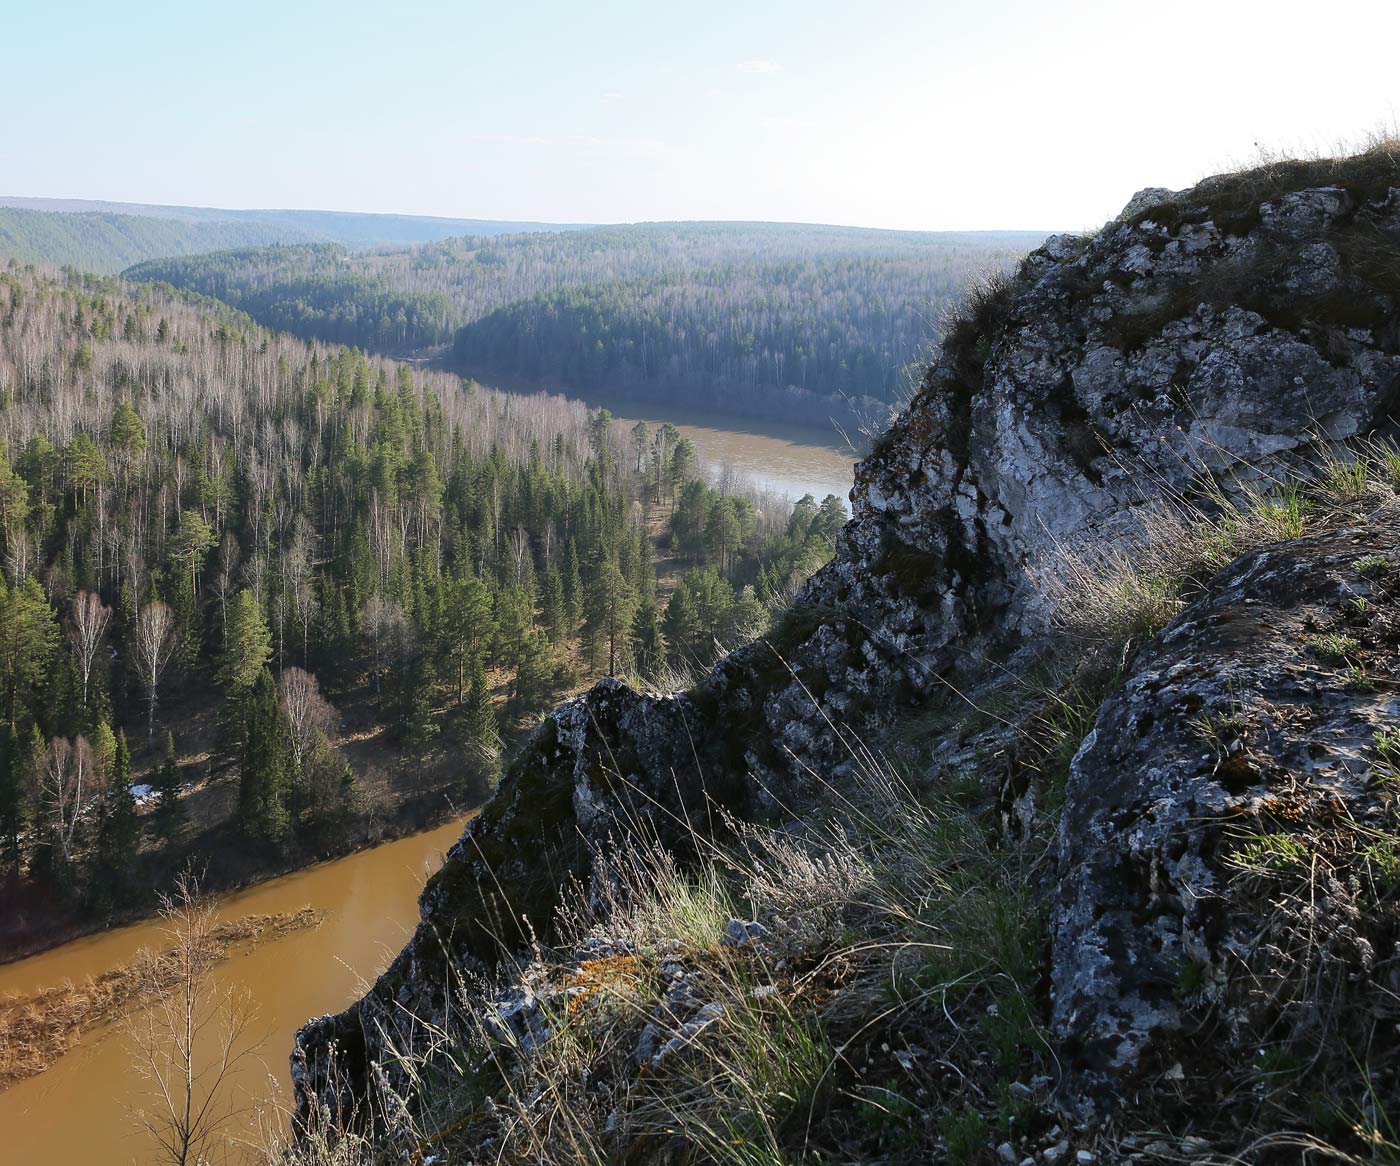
[125,223,1042,423]
[0,260,842,922]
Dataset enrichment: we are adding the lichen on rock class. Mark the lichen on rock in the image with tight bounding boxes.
[295,143,1400,1158]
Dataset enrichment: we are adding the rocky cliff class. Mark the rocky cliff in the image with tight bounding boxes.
[295,146,1400,1160]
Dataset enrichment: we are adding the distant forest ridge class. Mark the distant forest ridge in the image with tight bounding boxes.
[125,222,1046,424]
[0,198,583,272]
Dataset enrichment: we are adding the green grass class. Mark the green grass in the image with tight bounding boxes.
[1229,832,1311,877]
[1305,633,1362,663]
[941,1105,991,1165]
[1355,554,1396,578]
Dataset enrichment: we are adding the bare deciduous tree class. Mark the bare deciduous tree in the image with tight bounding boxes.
[360,596,411,701]
[124,873,261,1166]
[278,667,336,776]
[40,734,102,865]
[67,589,112,709]
[133,600,177,739]
[212,532,240,641]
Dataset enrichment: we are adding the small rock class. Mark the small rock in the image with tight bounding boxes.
[998,1142,1017,1164]
[1077,1152,1095,1165]
[1044,1141,1070,1164]
[1008,1080,1033,1099]
[722,918,770,948]
[1119,186,1176,219]
[1180,1137,1212,1157]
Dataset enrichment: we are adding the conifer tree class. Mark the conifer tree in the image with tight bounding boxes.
[585,558,636,676]
[630,599,665,684]
[0,723,26,871]
[662,586,696,670]
[562,539,583,638]
[508,629,556,715]
[540,566,566,645]
[463,655,498,779]
[97,730,138,897]
[153,732,184,841]
[221,590,272,695]
[400,656,438,751]
[238,668,291,843]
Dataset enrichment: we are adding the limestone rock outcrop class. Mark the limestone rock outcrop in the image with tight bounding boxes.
[296,152,1400,1128]
[1053,514,1400,1109]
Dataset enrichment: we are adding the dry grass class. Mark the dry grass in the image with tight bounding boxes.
[1040,438,1400,661]
[1128,131,1400,231]
[0,906,322,1091]
[275,737,1057,1166]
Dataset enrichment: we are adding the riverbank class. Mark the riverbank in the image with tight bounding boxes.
[0,906,323,1090]
[0,816,470,1166]
[439,358,885,436]
[0,786,470,968]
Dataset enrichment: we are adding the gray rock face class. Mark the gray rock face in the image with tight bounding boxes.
[1052,515,1400,1110]
[296,163,1400,1122]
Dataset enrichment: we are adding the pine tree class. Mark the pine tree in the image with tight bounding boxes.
[442,571,492,704]
[705,496,743,573]
[584,558,636,676]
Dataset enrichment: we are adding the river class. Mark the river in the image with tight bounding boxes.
[0,817,470,1166]
[594,397,861,503]
[0,411,856,1165]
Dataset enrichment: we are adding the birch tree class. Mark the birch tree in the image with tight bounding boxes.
[67,590,112,710]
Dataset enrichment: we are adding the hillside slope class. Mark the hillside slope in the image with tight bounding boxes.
[1,196,577,250]
[291,143,1400,1164]
[0,206,330,273]
[0,263,835,958]
[126,224,1043,423]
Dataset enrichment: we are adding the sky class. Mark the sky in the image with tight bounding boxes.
[3,0,1399,232]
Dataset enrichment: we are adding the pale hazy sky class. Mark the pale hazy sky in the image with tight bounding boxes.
[4,0,1398,231]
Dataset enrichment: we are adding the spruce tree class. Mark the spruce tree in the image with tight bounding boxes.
[400,656,438,751]
[463,654,498,781]
[221,589,272,695]
[0,723,26,871]
[153,732,184,841]
[96,731,138,899]
[238,668,291,843]
[630,599,665,684]
[509,629,556,715]
[662,586,696,670]
[562,539,583,638]
[540,566,566,645]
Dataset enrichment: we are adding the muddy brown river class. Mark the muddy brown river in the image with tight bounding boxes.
[0,413,858,1165]
[598,400,860,503]
[0,817,469,1166]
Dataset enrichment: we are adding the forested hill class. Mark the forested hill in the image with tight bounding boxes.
[0,260,844,939]
[124,223,1045,424]
[0,206,333,275]
[0,197,579,266]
